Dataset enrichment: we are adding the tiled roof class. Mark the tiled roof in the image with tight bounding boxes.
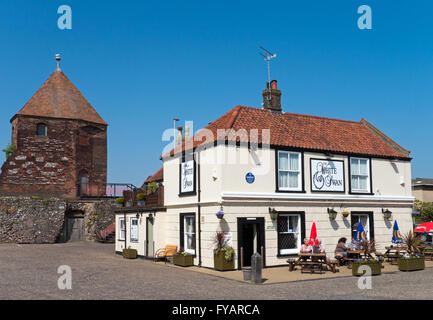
[12,70,107,125]
[145,167,163,183]
[162,105,410,160]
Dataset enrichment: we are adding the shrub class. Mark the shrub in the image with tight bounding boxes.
[136,193,146,201]
[115,197,124,204]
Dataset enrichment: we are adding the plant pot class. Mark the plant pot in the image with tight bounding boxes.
[122,248,137,259]
[352,261,381,276]
[242,267,252,281]
[342,212,350,218]
[126,202,133,207]
[115,203,123,208]
[398,257,425,271]
[137,201,145,207]
[214,251,235,271]
[173,254,194,267]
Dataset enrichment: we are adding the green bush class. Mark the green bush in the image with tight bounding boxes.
[115,197,124,204]
[136,193,146,201]
[2,143,16,159]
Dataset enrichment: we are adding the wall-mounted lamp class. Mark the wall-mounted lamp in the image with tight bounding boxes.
[268,207,278,220]
[136,213,141,220]
[327,208,337,220]
[216,204,224,219]
[148,213,154,222]
[382,209,392,220]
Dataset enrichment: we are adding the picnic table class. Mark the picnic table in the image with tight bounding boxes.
[288,253,338,274]
[384,246,408,264]
[420,245,433,261]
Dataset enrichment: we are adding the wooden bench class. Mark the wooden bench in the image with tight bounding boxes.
[300,261,324,274]
[154,245,177,263]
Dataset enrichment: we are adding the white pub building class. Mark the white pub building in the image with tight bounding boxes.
[116,80,414,269]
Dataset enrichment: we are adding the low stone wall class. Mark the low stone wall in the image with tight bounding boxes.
[0,197,66,243]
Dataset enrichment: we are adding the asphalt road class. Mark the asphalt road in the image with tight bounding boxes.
[0,242,432,300]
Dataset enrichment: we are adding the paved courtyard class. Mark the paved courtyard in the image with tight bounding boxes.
[0,242,432,300]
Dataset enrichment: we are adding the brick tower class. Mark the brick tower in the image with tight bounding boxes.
[0,58,108,199]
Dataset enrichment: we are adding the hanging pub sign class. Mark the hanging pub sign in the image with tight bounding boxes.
[310,158,345,192]
[179,157,196,196]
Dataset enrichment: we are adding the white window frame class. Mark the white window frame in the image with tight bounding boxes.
[352,214,370,240]
[277,150,302,192]
[118,218,125,241]
[183,215,196,255]
[130,217,139,243]
[350,157,371,193]
[278,214,302,255]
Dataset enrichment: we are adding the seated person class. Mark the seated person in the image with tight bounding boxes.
[299,238,312,261]
[334,237,348,260]
[300,238,312,253]
[317,239,330,263]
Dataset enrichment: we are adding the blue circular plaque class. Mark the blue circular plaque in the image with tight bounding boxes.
[245,172,255,184]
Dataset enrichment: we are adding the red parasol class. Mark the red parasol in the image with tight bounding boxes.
[308,222,319,247]
[414,221,433,233]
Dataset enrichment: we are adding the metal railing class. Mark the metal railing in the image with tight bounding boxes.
[77,183,136,198]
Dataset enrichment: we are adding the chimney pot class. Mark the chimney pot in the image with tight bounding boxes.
[271,80,277,90]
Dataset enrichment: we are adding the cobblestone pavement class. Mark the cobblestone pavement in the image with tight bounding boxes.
[0,242,432,300]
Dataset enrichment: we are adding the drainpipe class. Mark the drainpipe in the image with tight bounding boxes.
[197,151,202,267]
[124,211,127,250]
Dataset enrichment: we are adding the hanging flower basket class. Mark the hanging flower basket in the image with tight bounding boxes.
[342,211,350,218]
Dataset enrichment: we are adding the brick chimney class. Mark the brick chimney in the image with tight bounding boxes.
[262,80,281,112]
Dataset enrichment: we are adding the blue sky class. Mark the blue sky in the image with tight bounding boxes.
[0,0,432,186]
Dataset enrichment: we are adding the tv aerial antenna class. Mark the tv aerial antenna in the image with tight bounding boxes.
[259,46,277,84]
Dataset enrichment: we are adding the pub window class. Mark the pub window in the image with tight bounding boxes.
[118,218,126,241]
[277,151,302,191]
[37,124,47,136]
[130,218,139,243]
[351,212,374,241]
[278,214,302,255]
[350,157,371,193]
[180,213,196,255]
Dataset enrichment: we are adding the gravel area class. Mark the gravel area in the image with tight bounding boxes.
[0,242,432,300]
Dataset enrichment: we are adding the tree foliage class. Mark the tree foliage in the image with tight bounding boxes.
[2,143,16,159]
[414,200,433,223]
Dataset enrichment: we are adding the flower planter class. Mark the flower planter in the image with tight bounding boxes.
[214,251,235,271]
[173,254,194,267]
[126,202,133,207]
[137,201,146,207]
[242,267,252,281]
[352,261,381,276]
[122,248,137,259]
[115,203,123,208]
[398,257,425,271]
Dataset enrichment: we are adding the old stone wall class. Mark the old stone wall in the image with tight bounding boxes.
[0,197,66,243]
[0,197,117,243]
[66,199,117,241]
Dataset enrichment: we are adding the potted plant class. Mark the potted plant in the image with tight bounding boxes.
[213,232,235,271]
[398,231,425,272]
[342,210,350,218]
[126,200,133,207]
[136,193,146,206]
[114,197,124,208]
[173,248,194,267]
[352,240,382,276]
[122,246,137,259]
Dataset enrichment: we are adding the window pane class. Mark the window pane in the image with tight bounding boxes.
[359,159,368,175]
[279,171,288,188]
[351,159,359,175]
[288,216,298,233]
[280,233,298,249]
[352,176,359,190]
[359,176,368,190]
[278,216,288,232]
[288,172,299,188]
[289,153,299,171]
[279,152,288,170]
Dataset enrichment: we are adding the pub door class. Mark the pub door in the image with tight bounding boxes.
[237,218,265,269]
